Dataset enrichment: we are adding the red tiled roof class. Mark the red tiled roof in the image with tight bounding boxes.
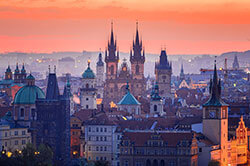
[122,131,193,147]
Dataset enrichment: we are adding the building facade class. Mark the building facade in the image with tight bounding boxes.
[119,131,198,166]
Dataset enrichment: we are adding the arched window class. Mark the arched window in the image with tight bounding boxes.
[20,108,24,118]
[136,65,139,74]
[86,83,89,89]
[31,108,36,120]
[160,160,165,166]
[146,159,151,166]
[86,105,89,109]
[154,105,157,112]
[153,159,158,166]
[110,65,114,75]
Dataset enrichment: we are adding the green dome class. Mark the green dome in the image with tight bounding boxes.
[14,85,45,104]
[27,74,35,80]
[82,62,95,79]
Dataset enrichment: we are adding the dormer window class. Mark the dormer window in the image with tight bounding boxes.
[20,108,24,118]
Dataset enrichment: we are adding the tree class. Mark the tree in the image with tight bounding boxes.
[208,160,220,166]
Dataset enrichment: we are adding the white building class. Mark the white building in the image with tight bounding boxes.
[80,61,97,109]
[84,113,121,166]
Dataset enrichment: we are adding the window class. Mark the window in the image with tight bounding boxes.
[96,156,99,160]
[89,127,91,132]
[5,142,7,146]
[96,137,99,141]
[89,146,91,151]
[21,130,26,135]
[96,146,99,151]
[88,137,91,141]
[136,65,139,74]
[31,108,36,119]
[117,135,120,140]
[154,105,157,112]
[86,98,89,101]
[86,105,89,109]
[22,140,26,145]
[5,132,7,137]
[104,136,107,141]
[100,146,103,151]
[100,128,103,132]
[100,137,103,141]
[104,146,107,151]
[110,65,114,75]
[15,131,18,136]
[199,148,202,153]
[125,160,129,166]
[15,140,18,145]
[104,128,107,132]
[20,108,24,117]
[96,127,99,132]
[86,83,89,89]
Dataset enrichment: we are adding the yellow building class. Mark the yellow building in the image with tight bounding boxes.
[0,111,31,152]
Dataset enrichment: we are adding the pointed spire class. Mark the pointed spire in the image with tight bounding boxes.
[204,59,227,106]
[233,54,239,69]
[135,21,140,45]
[126,81,130,93]
[15,63,19,73]
[110,21,114,46]
[21,63,26,73]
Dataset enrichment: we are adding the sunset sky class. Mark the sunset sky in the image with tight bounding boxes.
[0,0,250,54]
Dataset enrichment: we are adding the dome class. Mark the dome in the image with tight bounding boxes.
[14,85,45,104]
[27,74,35,80]
[82,61,95,79]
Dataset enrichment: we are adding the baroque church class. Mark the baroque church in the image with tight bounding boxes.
[103,22,146,108]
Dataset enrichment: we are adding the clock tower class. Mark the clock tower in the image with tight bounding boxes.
[202,61,229,165]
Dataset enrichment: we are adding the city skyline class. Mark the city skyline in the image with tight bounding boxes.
[0,0,250,54]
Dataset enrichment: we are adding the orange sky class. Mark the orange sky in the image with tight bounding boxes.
[0,0,249,54]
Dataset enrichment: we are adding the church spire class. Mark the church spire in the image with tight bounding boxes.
[232,54,239,70]
[204,60,227,106]
[135,21,140,45]
[110,21,114,46]
[180,63,185,80]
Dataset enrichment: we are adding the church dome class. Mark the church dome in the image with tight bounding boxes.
[82,60,96,79]
[14,85,45,104]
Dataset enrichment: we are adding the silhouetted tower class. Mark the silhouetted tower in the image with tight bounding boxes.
[105,22,119,80]
[155,49,172,98]
[130,22,145,80]
[203,60,229,166]
[180,63,185,81]
[5,65,12,80]
[232,55,239,70]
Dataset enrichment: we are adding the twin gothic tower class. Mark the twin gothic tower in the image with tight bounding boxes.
[103,22,146,107]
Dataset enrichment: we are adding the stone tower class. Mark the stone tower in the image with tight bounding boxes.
[36,68,71,165]
[130,22,145,80]
[232,55,239,70]
[105,22,119,80]
[155,50,172,98]
[80,60,97,109]
[96,52,104,99]
[203,61,229,166]
[150,82,164,116]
